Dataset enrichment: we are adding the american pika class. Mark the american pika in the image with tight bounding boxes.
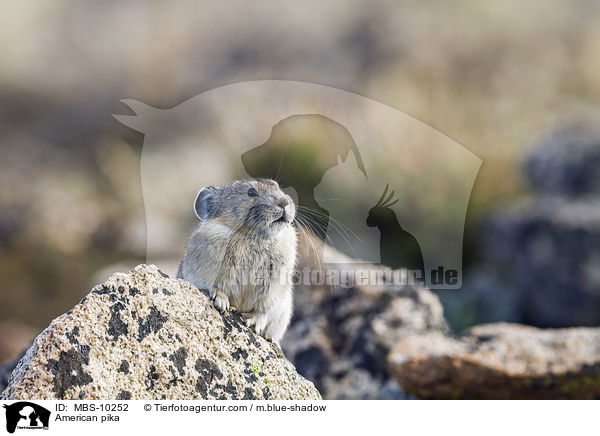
[177,178,297,343]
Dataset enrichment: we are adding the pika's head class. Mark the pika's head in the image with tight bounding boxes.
[193,179,295,236]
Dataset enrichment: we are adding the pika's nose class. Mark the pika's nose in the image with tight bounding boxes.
[278,198,294,223]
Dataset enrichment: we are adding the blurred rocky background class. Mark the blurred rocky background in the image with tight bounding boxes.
[1,0,600,398]
[443,125,600,330]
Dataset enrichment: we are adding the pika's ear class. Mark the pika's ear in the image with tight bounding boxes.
[194,187,218,221]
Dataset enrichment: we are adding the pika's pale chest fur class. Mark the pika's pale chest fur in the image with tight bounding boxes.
[177,178,297,343]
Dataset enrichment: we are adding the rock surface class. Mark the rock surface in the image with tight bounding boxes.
[1,265,321,400]
[389,323,600,399]
[282,246,448,399]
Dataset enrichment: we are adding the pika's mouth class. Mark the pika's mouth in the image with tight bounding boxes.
[273,214,287,224]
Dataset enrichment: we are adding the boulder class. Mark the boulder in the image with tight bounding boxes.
[389,323,600,399]
[0,265,321,400]
[282,246,448,399]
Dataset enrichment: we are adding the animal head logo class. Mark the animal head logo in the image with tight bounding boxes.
[114,80,481,289]
[3,402,50,433]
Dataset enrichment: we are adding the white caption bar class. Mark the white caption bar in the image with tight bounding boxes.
[0,400,595,436]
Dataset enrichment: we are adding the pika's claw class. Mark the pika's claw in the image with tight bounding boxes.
[212,290,230,312]
[241,312,267,336]
[242,313,256,328]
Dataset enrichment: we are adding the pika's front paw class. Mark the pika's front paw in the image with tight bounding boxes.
[242,313,254,328]
[212,290,230,312]
[241,312,268,336]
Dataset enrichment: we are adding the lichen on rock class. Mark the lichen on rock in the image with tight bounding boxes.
[0,264,321,400]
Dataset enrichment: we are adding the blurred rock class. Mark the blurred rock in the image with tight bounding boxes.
[389,323,600,399]
[0,320,37,363]
[281,245,447,399]
[0,350,27,394]
[1,265,320,400]
[460,126,600,327]
[481,197,600,326]
[525,127,600,196]
[437,269,522,332]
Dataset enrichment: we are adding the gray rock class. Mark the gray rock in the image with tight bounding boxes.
[282,246,447,399]
[524,126,600,196]
[0,265,320,400]
[478,197,600,327]
[389,323,600,399]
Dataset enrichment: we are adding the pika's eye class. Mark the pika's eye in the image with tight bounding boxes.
[247,188,258,197]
